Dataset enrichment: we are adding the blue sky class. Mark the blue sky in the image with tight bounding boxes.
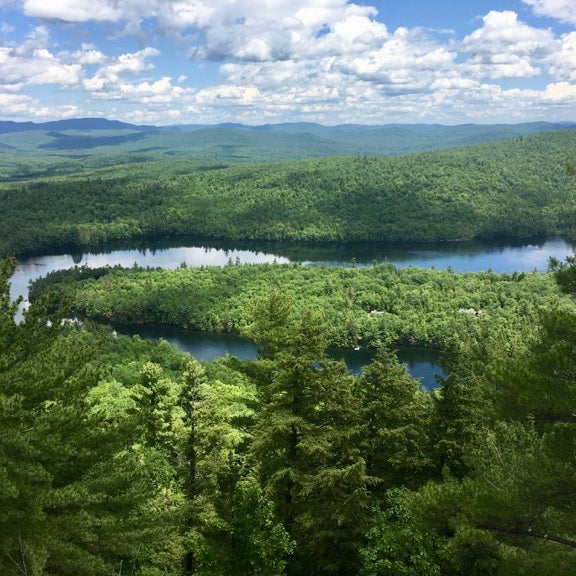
[0,0,575,125]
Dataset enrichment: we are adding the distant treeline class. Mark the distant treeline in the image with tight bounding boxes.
[1,130,576,257]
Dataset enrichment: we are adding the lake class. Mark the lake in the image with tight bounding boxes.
[10,237,574,389]
[11,237,575,303]
[116,324,446,390]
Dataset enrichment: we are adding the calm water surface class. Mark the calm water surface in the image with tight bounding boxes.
[11,238,575,303]
[119,325,445,390]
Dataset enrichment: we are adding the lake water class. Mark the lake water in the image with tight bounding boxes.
[117,325,446,390]
[10,237,574,389]
[10,237,575,303]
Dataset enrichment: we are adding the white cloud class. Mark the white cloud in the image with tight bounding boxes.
[548,32,576,81]
[187,1,386,62]
[341,28,455,88]
[0,46,82,86]
[69,48,108,66]
[195,84,261,106]
[541,81,576,101]
[83,48,160,94]
[1,1,575,125]
[24,0,122,22]
[522,0,576,26]
[117,77,189,103]
[461,11,559,79]
[0,93,32,115]
[0,92,81,120]
[21,0,386,63]
[11,25,51,57]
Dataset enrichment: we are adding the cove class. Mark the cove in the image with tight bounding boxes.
[117,324,446,390]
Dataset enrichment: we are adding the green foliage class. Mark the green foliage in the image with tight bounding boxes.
[550,251,576,295]
[248,302,374,575]
[2,130,576,256]
[0,262,184,575]
[3,194,576,575]
[408,422,576,575]
[357,348,435,489]
[37,261,563,354]
[359,490,441,576]
[395,252,576,575]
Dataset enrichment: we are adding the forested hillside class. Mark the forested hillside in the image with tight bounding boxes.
[0,120,571,179]
[1,129,576,257]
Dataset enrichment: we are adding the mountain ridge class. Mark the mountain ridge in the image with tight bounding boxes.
[1,117,574,135]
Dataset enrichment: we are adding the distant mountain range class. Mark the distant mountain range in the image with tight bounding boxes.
[0,117,574,171]
[1,117,574,136]
[0,118,157,133]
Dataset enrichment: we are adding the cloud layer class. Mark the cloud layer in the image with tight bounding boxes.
[0,0,574,124]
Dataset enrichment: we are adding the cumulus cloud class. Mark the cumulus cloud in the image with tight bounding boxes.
[340,27,455,89]
[22,0,385,62]
[0,93,32,115]
[195,84,261,106]
[117,77,189,103]
[522,0,576,26]
[542,81,576,101]
[548,32,576,81]
[0,46,81,86]
[24,0,122,22]
[188,1,385,61]
[2,1,575,124]
[0,92,81,120]
[83,47,160,94]
[461,11,558,79]
[81,49,193,107]
[70,48,108,66]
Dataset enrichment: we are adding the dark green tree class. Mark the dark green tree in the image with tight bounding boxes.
[356,347,434,490]
[250,305,373,575]
[359,489,441,576]
[0,258,182,575]
[178,358,292,576]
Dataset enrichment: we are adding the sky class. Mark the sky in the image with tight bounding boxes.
[0,0,575,126]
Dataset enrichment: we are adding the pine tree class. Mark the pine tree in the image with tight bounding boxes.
[250,305,373,575]
[0,258,183,575]
[356,347,434,490]
[179,358,292,576]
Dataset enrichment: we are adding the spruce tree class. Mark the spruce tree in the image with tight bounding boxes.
[0,258,182,575]
[250,304,372,575]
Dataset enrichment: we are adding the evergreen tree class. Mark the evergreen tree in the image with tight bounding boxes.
[402,254,576,575]
[250,305,373,575]
[0,258,182,575]
[178,358,292,576]
[357,347,434,490]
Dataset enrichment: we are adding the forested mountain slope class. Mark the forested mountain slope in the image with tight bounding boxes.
[1,129,575,257]
[0,119,573,178]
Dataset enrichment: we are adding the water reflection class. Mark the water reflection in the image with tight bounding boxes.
[11,237,575,303]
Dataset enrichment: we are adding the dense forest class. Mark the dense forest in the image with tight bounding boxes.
[2,123,576,575]
[30,262,566,350]
[1,129,576,256]
[2,251,576,575]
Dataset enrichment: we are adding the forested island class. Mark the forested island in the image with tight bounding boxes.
[1,122,576,575]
